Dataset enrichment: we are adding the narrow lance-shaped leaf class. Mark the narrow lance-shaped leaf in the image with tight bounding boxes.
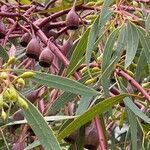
[76,96,92,115]
[124,97,150,124]
[66,28,90,77]
[99,57,119,97]
[58,94,127,140]
[98,0,114,35]
[137,27,150,71]
[32,71,99,96]
[146,14,150,33]
[86,15,100,66]
[24,140,40,150]
[126,102,138,150]
[135,50,147,82]
[15,70,99,97]
[86,0,113,66]
[111,25,127,60]
[20,94,61,150]
[125,22,139,68]
[0,45,9,62]
[49,92,77,114]
[101,28,119,97]
[102,28,119,72]
[49,72,101,114]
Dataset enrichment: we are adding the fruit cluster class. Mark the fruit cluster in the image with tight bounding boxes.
[16,2,80,68]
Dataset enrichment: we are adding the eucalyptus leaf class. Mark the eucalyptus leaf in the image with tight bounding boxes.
[0,45,9,62]
[137,27,150,70]
[126,105,138,150]
[58,94,127,140]
[66,28,90,77]
[32,71,99,96]
[20,94,61,150]
[125,23,139,68]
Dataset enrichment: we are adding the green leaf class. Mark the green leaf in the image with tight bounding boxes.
[102,28,119,72]
[25,140,40,150]
[20,94,61,150]
[125,23,139,68]
[146,14,150,33]
[50,92,77,113]
[98,0,113,33]
[101,28,119,97]
[112,25,127,60]
[7,115,78,126]
[126,105,138,150]
[86,0,113,66]
[66,28,90,77]
[32,71,99,96]
[0,45,9,62]
[76,96,92,115]
[135,50,147,82]
[49,72,101,114]
[58,94,127,140]
[86,15,100,66]
[101,59,118,98]
[124,97,150,124]
[137,27,150,70]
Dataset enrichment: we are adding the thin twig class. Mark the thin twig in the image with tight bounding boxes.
[116,68,150,102]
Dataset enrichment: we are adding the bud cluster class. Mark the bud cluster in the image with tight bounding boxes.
[0,58,35,121]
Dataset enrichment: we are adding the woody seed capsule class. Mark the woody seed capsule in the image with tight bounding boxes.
[20,33,31,47]
[39,47,54,68]
[26,37,41,61]
[66,6,79,30]
[61,39,73,56]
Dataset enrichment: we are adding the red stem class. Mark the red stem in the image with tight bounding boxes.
[116,68,150,102]
[94,117,107,150]
[35,27,80,79]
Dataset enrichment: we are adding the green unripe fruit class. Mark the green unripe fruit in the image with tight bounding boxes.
[97,53,103,64]
[0,72,8,79]
[3,89,11,101]
[9,86,18,102]
[127,70,134,78]
[85,15,97,20]
[81,67,88,75]
[142,82,150,88]
[132,1,138,7]
[1,109,7,121]
[91,67,101,73]
[16,78,25,87]
[95,0,104,6]
[86,2,96,6]
[19,71,35,79]
[17,96,28,109]
[0,95,3,108]
[85,78,97,85]
[7,57,16,65]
